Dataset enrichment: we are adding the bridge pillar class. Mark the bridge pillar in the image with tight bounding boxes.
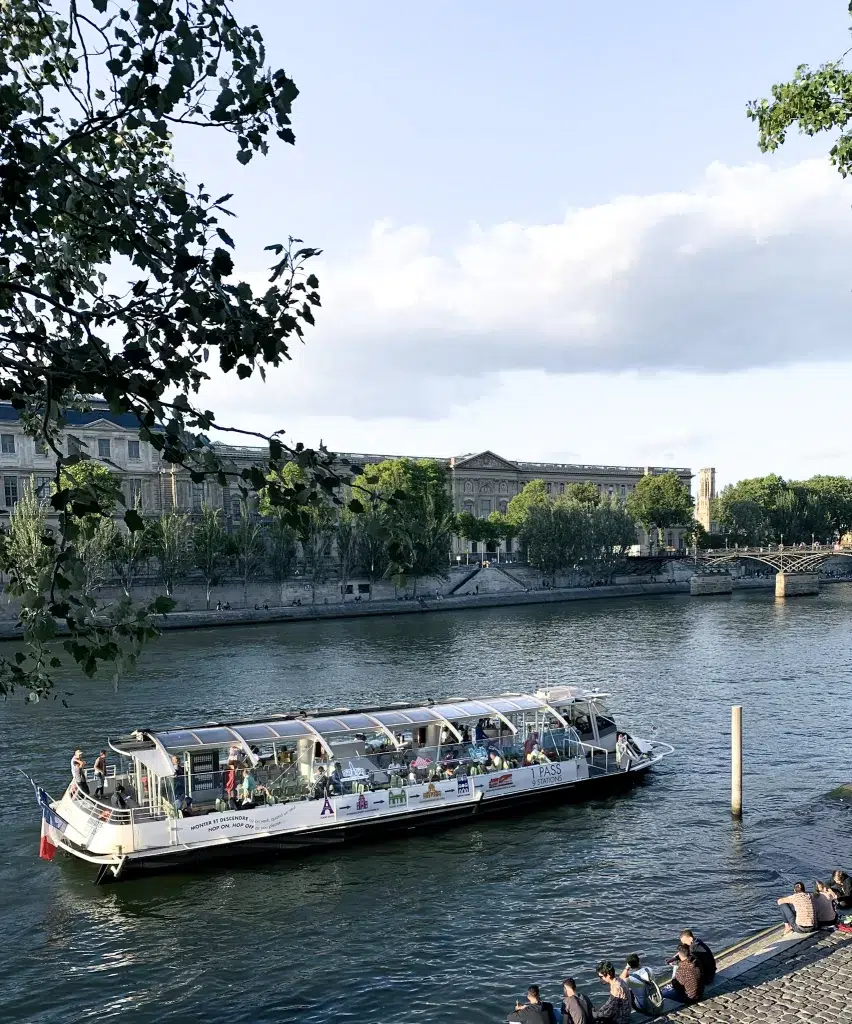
[775,572,820,598]
[690,572,733,596]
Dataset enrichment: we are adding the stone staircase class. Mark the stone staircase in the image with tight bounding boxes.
[454,565,526,596]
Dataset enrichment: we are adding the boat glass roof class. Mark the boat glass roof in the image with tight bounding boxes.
[147,692,582,751]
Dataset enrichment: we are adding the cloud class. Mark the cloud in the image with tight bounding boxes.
[205,158,852,422]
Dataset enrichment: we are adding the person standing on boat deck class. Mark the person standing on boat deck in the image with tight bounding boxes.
[615,734,629,769]
[222,764,238,809]
[171,755,186,806]
[679,930,716,983]
[778,882,818,933]
[474,719,487,746]
[92,749,107,799]
[592,962,631,1023]
[71,749,89,795]
[560,977,594,1024]
[660,944,704,1005]
[511,985,557,1024]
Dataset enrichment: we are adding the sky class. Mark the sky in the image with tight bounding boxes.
[172,1,852,489]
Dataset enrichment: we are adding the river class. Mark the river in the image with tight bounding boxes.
[1,589,851,1023]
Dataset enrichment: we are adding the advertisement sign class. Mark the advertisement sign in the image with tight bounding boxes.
[488,772,514,791]
[530,762,564,788]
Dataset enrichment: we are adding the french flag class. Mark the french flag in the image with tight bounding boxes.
[35,786,68,862]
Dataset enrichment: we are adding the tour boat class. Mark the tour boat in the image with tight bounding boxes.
[35,686,673,883]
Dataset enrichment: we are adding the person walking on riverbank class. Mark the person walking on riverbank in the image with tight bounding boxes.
[592,962,631,1022]
[778,882,817,933]
[560,977,594,1024]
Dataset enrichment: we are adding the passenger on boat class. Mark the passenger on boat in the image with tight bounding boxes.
[592,962,631,1023]
[92,750,107,799]
[110,783,128,809]
[71,749,90,795]
[461,724,471,743]
[313,766,332,800]
[614,734,629,769]
[474,720,487,746]
[330,762,345,794]
[488,750,506,771]
[222,764,238,809]
[227,743,242,767]
[172,755,186,805]
[813,881,838,926]
[525,744,551,766]
[777,882,817,934]
[829,869,852,908]
[240,768,257,806]
[523,727,538,758]
[679,930,716,983]
[511,984,558,1024]
[659,943,704,1005]
[559,977,594,1024]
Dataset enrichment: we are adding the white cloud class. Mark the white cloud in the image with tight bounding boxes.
[197,157,852,482]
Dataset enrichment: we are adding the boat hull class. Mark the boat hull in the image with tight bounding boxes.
[77,759,656,882]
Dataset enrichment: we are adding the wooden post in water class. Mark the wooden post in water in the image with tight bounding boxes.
[731,705,743,818]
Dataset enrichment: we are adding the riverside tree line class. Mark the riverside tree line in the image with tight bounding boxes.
[5,459,700,606]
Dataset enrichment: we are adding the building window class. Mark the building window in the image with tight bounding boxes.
[479,498,492,515]
[667,532,674,548]
[559,483,565,494]
[4,476,18,507]
[498,500,508,514]
[97,438,111,459]
[231,496,241,519]
[620,484,626,496]
[35,476,51,498]
[463,499,474,514]
[34,437,48,456]
[67,435,82,456]
[505,537,512,554]
[175,480,192,508]
[546,482,552,494]
[127,439,141,461]
[357,583,371,594]
[192,483,204,511]
[1,434,15,455]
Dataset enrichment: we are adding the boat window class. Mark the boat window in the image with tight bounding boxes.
[508,696,547,711]
[193,727,239,745]
[334,714,378,731]
[268,721,314,738]
[371,711,410,728]
[487,697,524,714]
[309,718,352,735]
[435,701,492,719]
[156,729,202,748]
[403,709,441,724]
[231,724,278,741]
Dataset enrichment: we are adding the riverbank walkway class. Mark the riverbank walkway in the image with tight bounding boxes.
[660,925,851,1023]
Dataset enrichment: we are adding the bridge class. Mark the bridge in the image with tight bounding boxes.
[626,546,852,597]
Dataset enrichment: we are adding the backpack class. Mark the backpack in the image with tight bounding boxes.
[629,975,664,1017]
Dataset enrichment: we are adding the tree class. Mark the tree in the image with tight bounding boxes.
[506,479,549,528]
[588,497,636,583]
[800,476,852,540]
[521,501,588,582]
[266,515,298,605]
[0,2,355,697]
[564,482,601,509]
[353,459,454,593]
[336,512,359,602]
[230,505,267,608]
[626,472,694,553]
[152,512,192,598]
[192,506,229,609]
[3,482,52,599]
[357,502,391,600]
[109,510,152,599]
[714,495,770,546]
[76,517,118,598]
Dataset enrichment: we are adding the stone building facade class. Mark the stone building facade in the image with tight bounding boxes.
[0,403,694,553]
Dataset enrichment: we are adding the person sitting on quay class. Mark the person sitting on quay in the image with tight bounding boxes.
[591,961,632,1023]
[828,869,852,909]
[560,977,594,1024]
[660,942,704,1005]
[511,984,558,1024]
[777,881,817,934]
[618,954,659,1014]
[680,929,716,984]
[814,881,839,927]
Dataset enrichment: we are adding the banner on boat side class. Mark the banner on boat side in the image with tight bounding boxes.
[529,762,565,788]
[175,802,298,844]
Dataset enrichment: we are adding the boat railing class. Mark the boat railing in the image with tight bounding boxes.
[68,781,133,826]
[83,764,119,782]
[581,742,610,774]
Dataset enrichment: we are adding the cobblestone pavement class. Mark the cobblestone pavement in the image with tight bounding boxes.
[661,931,852,1024]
